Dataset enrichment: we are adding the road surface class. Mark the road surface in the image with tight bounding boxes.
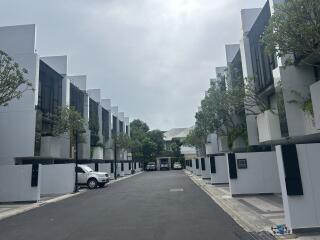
[0,171,256,240]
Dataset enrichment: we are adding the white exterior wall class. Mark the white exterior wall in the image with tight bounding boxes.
[276,144,320,231]
[211,155,229,185]
[228,152,281,196]
[0,165,41,202]
[40,164,75,195]
[201,157,211,179]
[0,25,39,165]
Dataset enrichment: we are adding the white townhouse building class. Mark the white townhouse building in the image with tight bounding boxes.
[239,0,320,232]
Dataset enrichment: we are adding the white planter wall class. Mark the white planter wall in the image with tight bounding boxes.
[228,152,281,196]
[0,165,41,202]
[310,81,320,130]
[276,144,320,231]
[40,164,75,195]
[257,110,281,143]
[211,155,229,185]
[218,136,229,152]
[92,147,104,160]
[206,134,219,155]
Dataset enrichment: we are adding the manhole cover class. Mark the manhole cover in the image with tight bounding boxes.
[170,188,184,192]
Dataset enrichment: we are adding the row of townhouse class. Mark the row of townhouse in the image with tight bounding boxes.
[0,24,141,202]
[187,0,320,234]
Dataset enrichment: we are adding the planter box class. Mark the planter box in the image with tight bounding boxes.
[218,136,229,152]
[92,146,104,159]
[206,134,219,155]
[40,136,62,158]
[310,81,320,130]
[257,110,281,143]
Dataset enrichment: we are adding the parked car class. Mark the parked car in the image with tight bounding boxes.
[146,162,157,171]
[173,162,182,170]
[76,164,109,189]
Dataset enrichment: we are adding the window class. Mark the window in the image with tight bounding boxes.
[38,60,63,135]
[112,116,118,134]
[248,2,275,93]
[119,121,124,133]
[237,159,248,169]
[102,108,110,142]
[201,158,206,171]
[70,83,84,117]
[76,167,85,173]
[89,98,99,146]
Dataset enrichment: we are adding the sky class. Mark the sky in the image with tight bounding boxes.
[0,0,266,131]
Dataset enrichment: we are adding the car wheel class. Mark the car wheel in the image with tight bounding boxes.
[87,178,98,189]
[98,183,106,188]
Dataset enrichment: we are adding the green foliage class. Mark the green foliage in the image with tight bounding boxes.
[52,106,86,147]
[0,50,33,106]
[114,133,132,150]
[302,98,314,117]
[147,130,164,156]
[129,119,164,164]
[262,0,320,63]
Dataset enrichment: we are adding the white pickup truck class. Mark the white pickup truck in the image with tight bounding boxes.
[76,165,109,189]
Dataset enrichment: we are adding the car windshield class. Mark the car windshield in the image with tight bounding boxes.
[81,165,94,172]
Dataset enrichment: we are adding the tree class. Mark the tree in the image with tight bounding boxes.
[0,50,33,106]
[114,133,132,150]
[262,0,320,63]
[52,106,86,156]
[146,130,165,156]
[129,120,165,167]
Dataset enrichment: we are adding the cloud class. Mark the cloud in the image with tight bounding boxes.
[0,0,266,130]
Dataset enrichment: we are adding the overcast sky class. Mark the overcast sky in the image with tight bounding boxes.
[0,0,266,130]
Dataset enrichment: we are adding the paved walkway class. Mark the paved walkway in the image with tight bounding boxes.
[0,171,256,240]
[186,170,320,240]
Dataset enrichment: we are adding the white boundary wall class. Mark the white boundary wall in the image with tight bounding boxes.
[228,152,281,196]
[276,144,320,231]
[0,165,41,202]
[211,155,229,185]
[201,157,211,179]
[40,164,75,195]
[124,162,130,175]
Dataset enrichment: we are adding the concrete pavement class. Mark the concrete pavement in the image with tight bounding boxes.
[0,170,255,240]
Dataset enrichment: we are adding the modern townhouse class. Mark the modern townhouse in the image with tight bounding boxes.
[241,0,320,233]
[0,24,135,202]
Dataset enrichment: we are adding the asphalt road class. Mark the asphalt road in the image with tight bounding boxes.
[0,171,255,240]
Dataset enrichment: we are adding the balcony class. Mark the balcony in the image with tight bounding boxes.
[257,110,282,143]
[311,81,320,130]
